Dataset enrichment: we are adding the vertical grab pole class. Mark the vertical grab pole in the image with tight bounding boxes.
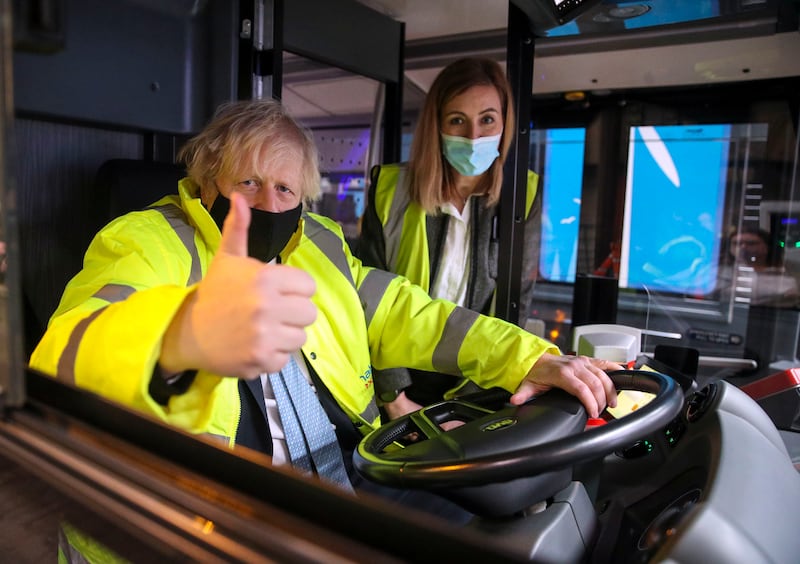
[496,2,535,324]
[382,21,404,165]
[239,0,284,101]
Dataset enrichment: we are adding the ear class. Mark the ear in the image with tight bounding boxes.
[200,181,218,210]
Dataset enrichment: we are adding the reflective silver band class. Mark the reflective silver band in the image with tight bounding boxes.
[303,215,354,286]
[359,399,380,425]
[57,307,106,385]
[358,268,396,327]
[151,204,203,285]
[92,283,136,303]
[383,169,408,272]
[431,307,480,377]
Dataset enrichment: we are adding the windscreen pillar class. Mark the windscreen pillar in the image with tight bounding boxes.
[239,0,403,162]
[496,2,535,325]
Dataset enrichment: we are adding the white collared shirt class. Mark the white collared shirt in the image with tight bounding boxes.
[260,350,313,466]
[430,198,472,306]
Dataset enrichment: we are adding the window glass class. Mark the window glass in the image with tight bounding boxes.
[531,127,587,283]
[619,124,737,296]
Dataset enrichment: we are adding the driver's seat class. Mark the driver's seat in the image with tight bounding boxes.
[93,158,186,227]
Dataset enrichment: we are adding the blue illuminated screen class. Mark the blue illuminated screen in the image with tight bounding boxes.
[533,124,756,297]
[533,127,586,282]
[545,0,721,38]
[620,124,730,295]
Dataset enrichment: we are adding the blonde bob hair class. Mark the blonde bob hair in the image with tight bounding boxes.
[407,57,515,213]
[178,98,321,206]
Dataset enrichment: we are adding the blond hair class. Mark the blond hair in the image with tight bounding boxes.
[407,57,515,213]
[178,98,321,205]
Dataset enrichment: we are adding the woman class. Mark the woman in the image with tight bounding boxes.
[356,57,541,414]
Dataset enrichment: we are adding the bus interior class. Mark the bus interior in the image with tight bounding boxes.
[2,0,800,561]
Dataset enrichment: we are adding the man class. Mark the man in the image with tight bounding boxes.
[30,98,617,504]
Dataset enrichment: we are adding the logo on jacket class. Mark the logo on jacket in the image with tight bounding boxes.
[359,366,373,390]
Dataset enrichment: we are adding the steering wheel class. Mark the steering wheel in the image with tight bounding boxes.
[355,370,683,491]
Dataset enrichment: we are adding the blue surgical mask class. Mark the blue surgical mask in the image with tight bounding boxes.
[441,133,501,176]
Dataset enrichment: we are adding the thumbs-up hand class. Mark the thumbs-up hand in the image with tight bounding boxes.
[217,188,254,258]
[160,192,317,379]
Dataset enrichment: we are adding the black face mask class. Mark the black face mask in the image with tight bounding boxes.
[208,194,302,263]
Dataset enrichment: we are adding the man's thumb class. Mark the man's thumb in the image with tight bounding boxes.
[218,192,250,257]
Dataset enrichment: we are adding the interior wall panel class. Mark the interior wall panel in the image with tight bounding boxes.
[15,118,142,354]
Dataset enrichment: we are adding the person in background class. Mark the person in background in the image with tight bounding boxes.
[30,98,617,520]
[356,57,542,416]
[729,226,773,270]
[722,226,799,307]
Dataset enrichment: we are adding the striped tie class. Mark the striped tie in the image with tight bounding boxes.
[269,356,354,493]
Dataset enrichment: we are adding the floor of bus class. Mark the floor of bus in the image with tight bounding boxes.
[0,455,166,562]
[0,456,75,562]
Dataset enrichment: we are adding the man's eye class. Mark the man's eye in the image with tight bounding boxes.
[277,185,293,194]
[238,179,259,191]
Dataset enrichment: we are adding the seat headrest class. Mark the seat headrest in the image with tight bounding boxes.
[95,158,186,220]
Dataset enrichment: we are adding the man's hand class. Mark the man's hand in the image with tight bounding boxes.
[381,391,464,437]
[510,353,620,418]
[161,192,317,378]
[381,390,423,421]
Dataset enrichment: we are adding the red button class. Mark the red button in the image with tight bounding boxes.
[585,418,607,429]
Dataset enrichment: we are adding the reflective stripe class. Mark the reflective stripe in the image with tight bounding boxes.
[151,204,203,285]
[383,168,408,272]
[58,521,125,564]
[303,215,354,286]
[431,307,480,377]
[57,308,106,385]
[205,433,231,446]
[303,214,381,426]
[92,283,136,303]
[55,204,198,386]
[358,268,396,327]
[359,398,380,425]
[375,167,431,291]
[526,170,539,218]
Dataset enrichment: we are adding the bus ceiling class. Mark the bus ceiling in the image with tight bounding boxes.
[284,0,800,125]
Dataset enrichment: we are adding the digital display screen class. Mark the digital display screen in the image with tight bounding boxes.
[545,0,722,38]
[532,122,768,302]
[606,389,655,419]
[619,124,730,296]
[533,127,587,283]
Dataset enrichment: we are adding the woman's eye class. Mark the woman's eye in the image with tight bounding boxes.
[447,116,464,126]
[481,115,496,125]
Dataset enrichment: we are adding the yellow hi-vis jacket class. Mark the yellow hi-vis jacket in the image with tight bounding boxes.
[368,163,539,300]
[30,178,559,445]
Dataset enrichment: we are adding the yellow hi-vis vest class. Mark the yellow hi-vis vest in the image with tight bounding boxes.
[372,163,539,293]
[30,178,558,446]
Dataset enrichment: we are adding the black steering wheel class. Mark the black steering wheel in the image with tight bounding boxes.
[355,370,684,491]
